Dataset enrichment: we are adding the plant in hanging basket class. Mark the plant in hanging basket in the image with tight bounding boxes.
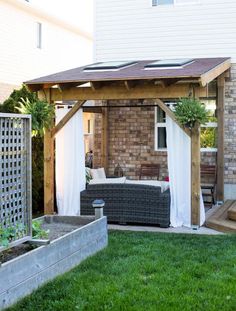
[174,97,208,129]
[17,97,54,137]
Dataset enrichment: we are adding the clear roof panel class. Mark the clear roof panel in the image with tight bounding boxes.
[145,59,194,68]
[84,61,136,70]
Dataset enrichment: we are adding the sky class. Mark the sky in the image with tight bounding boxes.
[31,0,93,35]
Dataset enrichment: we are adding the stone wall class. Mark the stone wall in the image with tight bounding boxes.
[93,100,216,181]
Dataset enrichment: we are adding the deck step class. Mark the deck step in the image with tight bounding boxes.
[205,200,236,233]
[228,201,236,221]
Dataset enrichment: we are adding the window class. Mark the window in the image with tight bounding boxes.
[152,0,174,5]
[155,100,217,152]
[155,103,176,151]
[83,61,136,71]
[200,100,217,152]
[36,22,42,49]
[152,0,198,6]
[145,59,193,69]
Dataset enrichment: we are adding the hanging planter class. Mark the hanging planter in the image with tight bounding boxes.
[17,97,54,137]
[174,98,208,129]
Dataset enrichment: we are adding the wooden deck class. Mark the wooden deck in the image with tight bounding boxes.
[205,200,236,233]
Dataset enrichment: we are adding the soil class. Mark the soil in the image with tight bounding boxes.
[0,222,82,265]
[41,222,82,241]
[0,244,35,264]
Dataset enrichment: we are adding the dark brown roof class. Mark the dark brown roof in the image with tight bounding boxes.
[25,58,230,86]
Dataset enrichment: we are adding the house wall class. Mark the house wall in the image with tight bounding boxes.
[0,0,92,101]
[94,0,236,199]
[93,100,216,180]
[95,0,236,62]
[0,82,19,103]
[224,64,236,198]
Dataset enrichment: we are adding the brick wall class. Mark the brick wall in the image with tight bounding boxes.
[225,64,236,185]
[93,100,216,181]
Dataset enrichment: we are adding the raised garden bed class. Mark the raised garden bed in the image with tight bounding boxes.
[0,215,108,310]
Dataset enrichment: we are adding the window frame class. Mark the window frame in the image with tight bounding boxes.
[36,22,42,49]
[154,103,218,153]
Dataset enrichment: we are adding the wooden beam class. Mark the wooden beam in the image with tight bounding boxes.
[124,80,138,90]
[191,123,201,226]
[200,59,231,87]
[28,83,56,92]
[90,81,103,91]
[58,82,84,91]
[83,106,103,113]
[51,100,86,137]
[216,74,225,202]
[160,78,181,88]
[50,84,208,101]
[155,99,191,137]
[43,89,55,215]
[101,104,109,171]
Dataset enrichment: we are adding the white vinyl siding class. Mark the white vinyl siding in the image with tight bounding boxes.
[95,0,236,62]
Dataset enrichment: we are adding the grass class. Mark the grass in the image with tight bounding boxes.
[7,231,236,311]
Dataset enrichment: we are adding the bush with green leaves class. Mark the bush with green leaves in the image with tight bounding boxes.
[32,220,49,239]
[174,97,208,128]
[17,97,54,137]
[0,85,48,214]
[0,85,37,113]
[0,223,25,248]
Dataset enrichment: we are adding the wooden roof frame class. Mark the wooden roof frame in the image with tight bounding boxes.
[25,58,230,228]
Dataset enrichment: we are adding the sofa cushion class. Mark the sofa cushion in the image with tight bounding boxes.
[90,168,106,180]
[125,180,169,193]
[89,177,126,184]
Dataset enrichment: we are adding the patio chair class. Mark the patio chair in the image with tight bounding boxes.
[139,164,160,180]
[201,164,217,206]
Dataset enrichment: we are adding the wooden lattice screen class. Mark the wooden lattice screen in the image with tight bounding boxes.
[0,113,32,251]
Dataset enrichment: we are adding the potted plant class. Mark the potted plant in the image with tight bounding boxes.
[174,97,208,129]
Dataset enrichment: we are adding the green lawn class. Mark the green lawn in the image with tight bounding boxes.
[7,231,236,311]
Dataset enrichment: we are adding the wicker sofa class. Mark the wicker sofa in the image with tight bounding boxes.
[80,183,170,227]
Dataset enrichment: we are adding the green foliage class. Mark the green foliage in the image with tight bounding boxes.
[0,85,37,113]
[17,97,54,137]
[0,223,25,248]
[0,85,44,214]
[32,220,49,239]
[32,137,44,215]
[0,220,48,248]
[201,127,217,149]
[174,97,208,128]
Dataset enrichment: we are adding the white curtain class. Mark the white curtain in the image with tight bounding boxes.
[55,106,85,216]
[166,116,205,227]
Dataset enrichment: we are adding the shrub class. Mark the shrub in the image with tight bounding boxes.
[174,97,208,128]
[0,85,46,214]
[17,97,54,137]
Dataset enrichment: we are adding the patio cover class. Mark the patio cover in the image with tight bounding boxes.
[24,57,231,227]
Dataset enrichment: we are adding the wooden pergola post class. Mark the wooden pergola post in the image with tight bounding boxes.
[216,74,225,202]
[43,89,55,215]
[191,123,201,227]
[101,104,109,171]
